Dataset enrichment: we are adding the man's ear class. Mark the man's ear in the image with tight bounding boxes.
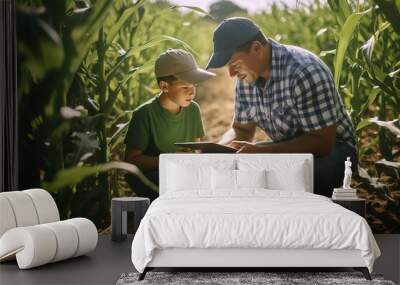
[250,41,263,54]
[159,81,169,93]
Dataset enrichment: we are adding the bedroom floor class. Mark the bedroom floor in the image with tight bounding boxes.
[0,235,134,285]
[0,234,398,285]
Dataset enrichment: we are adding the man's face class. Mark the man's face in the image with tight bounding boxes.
[164,80,196,107]
[228,51,259,84]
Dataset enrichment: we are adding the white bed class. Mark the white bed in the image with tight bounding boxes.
[131,154,380,280]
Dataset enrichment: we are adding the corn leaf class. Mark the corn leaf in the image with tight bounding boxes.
[43,161,158,193]
[334,8,371,87]
[105,0,147,46]
[374,0,400,36]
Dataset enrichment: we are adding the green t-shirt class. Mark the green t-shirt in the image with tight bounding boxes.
[124,95,205,155]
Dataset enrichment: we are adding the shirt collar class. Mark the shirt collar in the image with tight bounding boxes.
[255,38,286,89]
[269,38,286,81]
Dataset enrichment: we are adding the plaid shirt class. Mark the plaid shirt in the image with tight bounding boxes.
[234,39,356,149]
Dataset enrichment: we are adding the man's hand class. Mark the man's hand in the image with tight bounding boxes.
[229,141,265,153]
[230,124,337,156]
[218,122,257,145]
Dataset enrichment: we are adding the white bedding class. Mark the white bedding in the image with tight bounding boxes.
[131,190,380,273]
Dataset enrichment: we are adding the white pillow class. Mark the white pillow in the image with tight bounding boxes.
[266,162,307,191]
[168,162,211,191]
[167,159,236,192]
[237,169,267,189]
[211,169,267,190]
[211,168,236,190]
[237,159,308,191]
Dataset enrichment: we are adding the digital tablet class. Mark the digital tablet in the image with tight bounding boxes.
[174,142,237,153]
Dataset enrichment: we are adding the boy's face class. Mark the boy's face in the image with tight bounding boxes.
[162,80,197,107]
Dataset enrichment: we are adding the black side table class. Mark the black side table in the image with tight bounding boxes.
[332,198,366,218]
[111,197,150,242]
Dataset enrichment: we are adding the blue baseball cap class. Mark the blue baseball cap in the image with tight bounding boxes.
[206,17,261,69]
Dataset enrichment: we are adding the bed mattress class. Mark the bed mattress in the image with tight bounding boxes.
[131,190,380,273]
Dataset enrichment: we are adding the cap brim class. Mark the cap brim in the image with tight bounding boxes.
[205,50,234,69]
[175,68,216,84]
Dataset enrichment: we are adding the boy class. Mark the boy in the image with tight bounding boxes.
[124,49,215,201]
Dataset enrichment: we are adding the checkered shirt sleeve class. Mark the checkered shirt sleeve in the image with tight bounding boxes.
[233,80,258,124]
[292,64,338,132]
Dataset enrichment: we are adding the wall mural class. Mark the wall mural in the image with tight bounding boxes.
[16,0,399,233]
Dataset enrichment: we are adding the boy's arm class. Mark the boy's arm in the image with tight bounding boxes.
[125,147,159,172]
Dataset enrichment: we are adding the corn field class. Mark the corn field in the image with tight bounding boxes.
[17,0,399,232]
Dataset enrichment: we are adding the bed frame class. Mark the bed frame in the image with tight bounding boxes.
[139,248,371,280]
[138,154,372,281]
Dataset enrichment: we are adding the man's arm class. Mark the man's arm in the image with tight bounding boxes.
[125,147,158,172]
[236,124,336,157]
[218,122,257,145]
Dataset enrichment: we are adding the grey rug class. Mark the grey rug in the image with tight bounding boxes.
[116,271,396,285]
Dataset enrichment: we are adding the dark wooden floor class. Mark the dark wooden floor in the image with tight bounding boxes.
[1,234,398,284]
[0,234,134,285]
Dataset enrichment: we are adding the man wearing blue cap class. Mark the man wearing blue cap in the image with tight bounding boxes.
[206,17,357,197]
